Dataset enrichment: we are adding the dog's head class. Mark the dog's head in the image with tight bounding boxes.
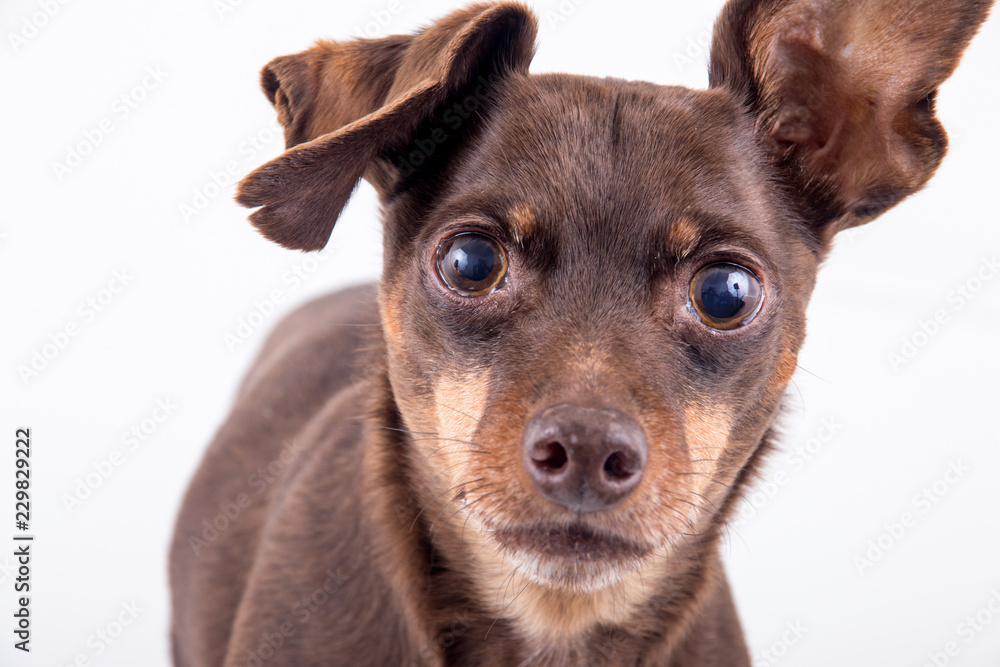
[238,0,990,620]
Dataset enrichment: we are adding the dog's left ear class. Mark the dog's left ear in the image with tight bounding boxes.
[710,0,992,242]
[237,3,537,251]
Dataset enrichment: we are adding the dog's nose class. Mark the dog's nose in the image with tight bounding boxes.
[523,403,647,512]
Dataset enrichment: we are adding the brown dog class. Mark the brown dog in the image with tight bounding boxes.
[170,1,993,664]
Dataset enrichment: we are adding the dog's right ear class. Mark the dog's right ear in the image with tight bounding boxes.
[237,3,537,251]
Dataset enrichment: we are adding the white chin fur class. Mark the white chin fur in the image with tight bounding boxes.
[500,544,647,593]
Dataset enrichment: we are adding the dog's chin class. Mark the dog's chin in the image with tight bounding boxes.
[486,521,655,593]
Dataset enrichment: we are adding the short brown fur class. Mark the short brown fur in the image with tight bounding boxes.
[171,1,992,665]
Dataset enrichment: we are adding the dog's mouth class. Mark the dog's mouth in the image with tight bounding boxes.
[491,521,652,564]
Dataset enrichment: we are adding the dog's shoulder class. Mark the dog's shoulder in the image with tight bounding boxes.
[170,282,389,667]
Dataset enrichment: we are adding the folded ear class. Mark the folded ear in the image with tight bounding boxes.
[259,34,414,149]
[710,0,992,241]
[237,2,537,251]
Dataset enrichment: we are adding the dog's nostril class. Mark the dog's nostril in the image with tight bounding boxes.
[603,451,633,479]
[532,441,568,471]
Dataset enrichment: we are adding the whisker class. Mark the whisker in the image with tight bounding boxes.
[487,569,531,640]
[431,399,480,424]
[372,424,439,437]
[408,477,487,533]
[795,363,832,384]
[428,488,500,540]
[675,471,737,493]
[690,490,723,515]
[424,445,494,461]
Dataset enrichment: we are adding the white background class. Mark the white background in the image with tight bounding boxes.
[2,0,998,665]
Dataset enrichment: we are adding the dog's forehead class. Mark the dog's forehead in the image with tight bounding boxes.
[452,73,781,248]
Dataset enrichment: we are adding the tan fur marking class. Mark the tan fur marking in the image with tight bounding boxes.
[378,288,406,348]
[666,217,701,260]
[683,403,734,502]
[428,373,491,489]
[768,347,798,394]
[507,203,536,244]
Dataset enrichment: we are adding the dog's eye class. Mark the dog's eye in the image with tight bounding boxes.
[689,262,763,330]
[437,233,508,296]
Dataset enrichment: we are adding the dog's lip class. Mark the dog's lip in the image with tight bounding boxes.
[491,522,651,562]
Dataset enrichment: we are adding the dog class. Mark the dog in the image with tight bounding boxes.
[170,1,993,664]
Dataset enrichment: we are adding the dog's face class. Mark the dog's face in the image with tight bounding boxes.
[238,0,991,604]
[377,74,816,590]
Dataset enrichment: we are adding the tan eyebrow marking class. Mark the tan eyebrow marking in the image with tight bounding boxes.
[507,203,536,244]
[665,216,701,260]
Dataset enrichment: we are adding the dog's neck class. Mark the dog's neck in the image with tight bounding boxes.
[360,354,749,666]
